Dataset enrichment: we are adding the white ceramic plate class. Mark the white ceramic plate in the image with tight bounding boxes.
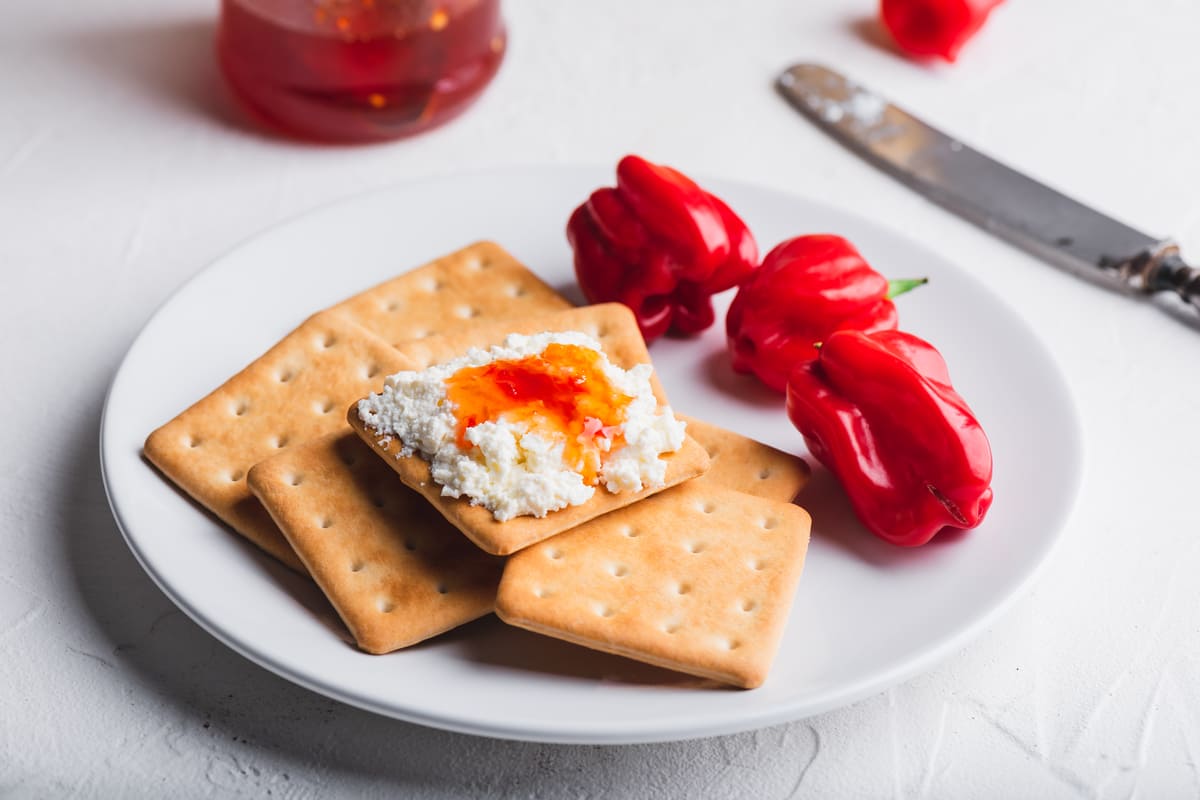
[101,165,1082,744]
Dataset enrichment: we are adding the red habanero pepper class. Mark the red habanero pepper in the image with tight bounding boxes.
[880,0,1004,62]
[726,234,925,393]
[786,329,993,547]
[567,155,758,343]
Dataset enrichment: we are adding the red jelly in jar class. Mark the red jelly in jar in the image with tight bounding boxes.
[217,0,506,143]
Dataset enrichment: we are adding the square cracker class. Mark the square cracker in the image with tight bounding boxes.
[328,241,569,347]
[348,303,711,556]
[251,413,807,654]
[248,432,503,653]
[144,242,571,571]
[144,310,408,570]
[679,415,809,502]
[495,481,811,688]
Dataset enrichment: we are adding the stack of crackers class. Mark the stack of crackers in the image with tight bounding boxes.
[145,243,812,689]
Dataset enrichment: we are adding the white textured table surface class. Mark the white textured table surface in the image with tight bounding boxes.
[4,1,1200,796]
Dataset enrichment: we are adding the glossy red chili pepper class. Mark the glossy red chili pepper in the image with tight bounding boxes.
[567,155,758,342]
[726,234,925,393]
[786,329,993,546]
[880,0,1004,62]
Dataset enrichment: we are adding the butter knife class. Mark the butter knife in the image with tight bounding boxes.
[776,63,1200,314]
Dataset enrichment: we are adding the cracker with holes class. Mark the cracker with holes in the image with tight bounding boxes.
[248,432,503,653]
[495,481,811,688]
[144,242,570,570]
[678,415,810,502]
[144,311,407,570]
[348,303,710,556]
[327,241,569,347]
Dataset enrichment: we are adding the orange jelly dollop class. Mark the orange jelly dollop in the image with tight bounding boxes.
[444,343,632,484]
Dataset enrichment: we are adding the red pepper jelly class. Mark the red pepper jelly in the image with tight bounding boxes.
[217,0,506,143]
[444,343,632,484]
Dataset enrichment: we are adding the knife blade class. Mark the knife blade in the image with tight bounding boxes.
[776,63,1200,314]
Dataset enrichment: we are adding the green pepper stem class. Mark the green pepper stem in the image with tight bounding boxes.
[885,277,929,300]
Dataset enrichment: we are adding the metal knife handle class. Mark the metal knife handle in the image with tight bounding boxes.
[1119,244,1200,312]
[1152,252,1200,312]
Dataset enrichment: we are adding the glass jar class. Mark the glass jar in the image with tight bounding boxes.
[217,0,506,143]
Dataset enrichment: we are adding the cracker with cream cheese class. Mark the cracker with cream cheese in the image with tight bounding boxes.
[348,304,711,556]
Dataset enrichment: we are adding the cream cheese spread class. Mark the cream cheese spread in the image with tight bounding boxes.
[357,331,685,520]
